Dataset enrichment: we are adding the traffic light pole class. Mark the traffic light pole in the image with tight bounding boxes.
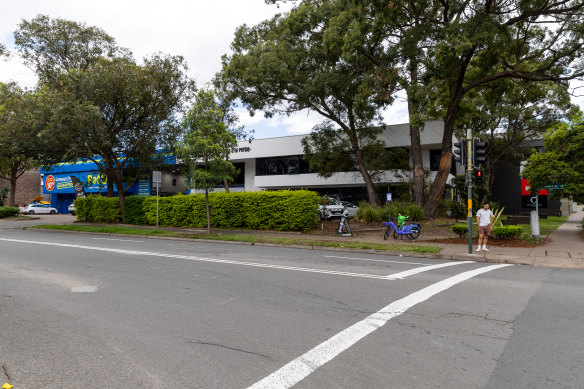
[466,129,473,254]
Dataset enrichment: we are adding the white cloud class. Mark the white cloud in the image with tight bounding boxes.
[0,0,293,88]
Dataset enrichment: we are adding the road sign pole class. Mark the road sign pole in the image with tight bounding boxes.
[466,129,473,254]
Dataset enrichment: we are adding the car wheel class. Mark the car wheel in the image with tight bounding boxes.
[50,210,56,215]
[28,210,34,215]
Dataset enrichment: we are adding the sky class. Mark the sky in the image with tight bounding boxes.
[0,0,411,139]
[1,1,581,139]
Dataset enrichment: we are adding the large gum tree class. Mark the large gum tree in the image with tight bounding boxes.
[267,0,584,216]
[218,5,399,207]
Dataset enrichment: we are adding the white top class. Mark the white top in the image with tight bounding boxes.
[476,209,494,226]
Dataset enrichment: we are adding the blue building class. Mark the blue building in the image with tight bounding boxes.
[40,158,152,214]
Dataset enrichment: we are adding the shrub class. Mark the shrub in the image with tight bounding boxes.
[0,186,8,206]
[450,201,466,219]
[491,226,523,239]
[388,201,425,221]
[74,196,121,223]
[142,190,319,231]
[357,202,379,224]
[123,196,148,225]
[0,206,19,218]
[356,201,425,223]
[452,224,468,238]
[437,199,452,217]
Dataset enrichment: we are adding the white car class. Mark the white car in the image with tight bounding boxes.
[340,201,359,218]
[318,198,349,220]
[23,204,58,215]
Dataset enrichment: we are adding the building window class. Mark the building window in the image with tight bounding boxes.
[256,156,315,176]
[172,178,177,186]
[430,149,442,171]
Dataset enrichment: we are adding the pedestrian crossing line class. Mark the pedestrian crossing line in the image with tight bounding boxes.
[247,263,513,389]
[386,261,473,280]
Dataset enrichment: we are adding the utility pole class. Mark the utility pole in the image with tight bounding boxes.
[466,129,473,254]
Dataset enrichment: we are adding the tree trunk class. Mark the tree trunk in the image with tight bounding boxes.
[409,122,425,206]
[107,177,114,197]
[9,165,17,207]
[423,89,464,217]
[114,172,126,221]
[223,178,230,193]
[354,147,379,207]
[205,188,211,234]
[407,64,425,206]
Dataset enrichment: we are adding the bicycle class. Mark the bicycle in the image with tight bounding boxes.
[382,216,422,240]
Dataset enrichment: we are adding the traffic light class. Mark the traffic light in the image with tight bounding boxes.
[475,169,484,186]
[472,137,487,166]
[453,139,466,165]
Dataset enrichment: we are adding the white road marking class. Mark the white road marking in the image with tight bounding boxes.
[247,263,512,389]
[0,237,389,280]
[323,255,424,265]
[93,238,145,243]
[386,261,472,279]
[71,285,98,293]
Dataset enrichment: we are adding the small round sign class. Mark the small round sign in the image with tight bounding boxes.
[45,175,55,191]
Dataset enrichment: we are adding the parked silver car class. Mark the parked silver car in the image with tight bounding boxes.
[340,201,359,218]
[318,198,348,220]
[22,204,58,215]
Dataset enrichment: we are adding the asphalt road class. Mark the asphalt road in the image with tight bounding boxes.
[0,228,583,388]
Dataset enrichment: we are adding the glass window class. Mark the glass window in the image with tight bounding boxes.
[430,149,442,171]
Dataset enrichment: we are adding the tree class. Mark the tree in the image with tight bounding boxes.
[522,112,584,203]
[0,83,42,206]
[207,85,254,192]
[14,14,129,87]
[458,79,575,192]
[219,5,399,206]
[269,0,584,216]
[175,88,238,233]
[14,16,194,213]
[58,55,194,213]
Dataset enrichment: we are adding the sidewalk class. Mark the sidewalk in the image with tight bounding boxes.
[439,205,584,268]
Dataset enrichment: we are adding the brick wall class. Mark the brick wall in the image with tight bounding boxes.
[0,168,41,206]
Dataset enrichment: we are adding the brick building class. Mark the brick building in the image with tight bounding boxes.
[0,168,42,206]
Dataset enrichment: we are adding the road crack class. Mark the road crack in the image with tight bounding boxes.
[2,363,12,382]
[186,340,272,360]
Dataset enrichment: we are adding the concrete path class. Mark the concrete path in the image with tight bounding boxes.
[440,206,584,268]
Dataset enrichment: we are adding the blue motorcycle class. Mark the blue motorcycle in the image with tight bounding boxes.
[382,216,421,240]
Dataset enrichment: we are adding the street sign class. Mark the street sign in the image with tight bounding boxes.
[386,193,392,202]
[543,183,566,190]
[152,171,162,188]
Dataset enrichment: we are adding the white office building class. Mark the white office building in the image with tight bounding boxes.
[180,120,456,203]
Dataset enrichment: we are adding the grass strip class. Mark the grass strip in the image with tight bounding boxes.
[30,224,441,254]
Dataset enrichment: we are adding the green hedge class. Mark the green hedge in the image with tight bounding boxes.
[357,201,425,223]
[74,196,121,223]
[491,226,523,239]
[142,191,319,231]
[123,196,148,225]
[451,224,523,239]
[451,224,469,238]
[0,206,19,218]
[75,190,320,231]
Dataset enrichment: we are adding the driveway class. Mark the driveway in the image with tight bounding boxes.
[0,213,77,228]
